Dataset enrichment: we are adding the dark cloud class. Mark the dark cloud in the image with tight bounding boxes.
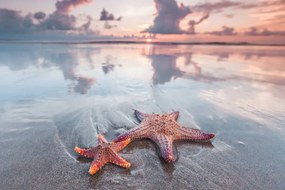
[142,0,191,34]
[41,12,77,31]
[142,0,250,35]
[245,27,285,36]
[99,9,122,21]
[0,9,35,34]
[99,8,122,30]
[188,14,209,34]
[41,0,94,31]
[207,26,236,36]
[34,12,46,23]
[0,0,95,37]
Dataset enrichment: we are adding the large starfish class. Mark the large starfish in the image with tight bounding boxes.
[74,134,131,175]
[114,110,215,163]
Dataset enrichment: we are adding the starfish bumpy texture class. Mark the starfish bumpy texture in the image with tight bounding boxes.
[114,110,215,163]
[75,134,131,175]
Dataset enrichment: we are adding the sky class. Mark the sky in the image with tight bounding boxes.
[0,0,285,44]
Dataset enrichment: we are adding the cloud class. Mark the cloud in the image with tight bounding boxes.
[185,1,241,35]
[99,9,122,21]
[142,0,257,35]
[99,8,122,29]
[0,0,95,37]
[207,26,236,36]
[192,0,285,26]
[41,0,94,31]
[142,0,191,34]
[192,0,241,13]
[41,12,77,31]
[192,0,284,13]
[245,27,259,36]
[245,27,285,36]
[239,1,285,31]
[239,0,285,10]
[189,0,284,36]
[55,0,92,14]
[0,9,35,34]
[187,13,209,34]
[34,12,46,23]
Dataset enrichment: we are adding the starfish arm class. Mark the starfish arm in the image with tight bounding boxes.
[97,134,108,143]
[134,109,151,122]
[114,125,150,142]
[74,147,96,158]
[150,134,175,163]
[168,111,180,121]
[108,149,131,168]
[110,138,131,152]
[175,126,215,141]
[89,153,107,175]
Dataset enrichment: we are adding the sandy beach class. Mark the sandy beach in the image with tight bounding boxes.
[0,44,285,189]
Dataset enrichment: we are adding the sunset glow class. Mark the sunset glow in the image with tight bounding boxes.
[146,38,152,43]
[0,0,284,44]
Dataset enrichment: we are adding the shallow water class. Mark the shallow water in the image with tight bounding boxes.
[0,43,284,189]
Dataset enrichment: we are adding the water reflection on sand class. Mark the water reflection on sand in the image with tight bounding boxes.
[0,44,284,189]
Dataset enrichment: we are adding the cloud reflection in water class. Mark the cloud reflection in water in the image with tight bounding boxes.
[0,44,284,129]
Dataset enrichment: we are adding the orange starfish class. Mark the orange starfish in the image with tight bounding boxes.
[114,110,215,163]
[74,134,131,175]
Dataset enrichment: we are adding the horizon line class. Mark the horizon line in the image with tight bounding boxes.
[0,40,284,47]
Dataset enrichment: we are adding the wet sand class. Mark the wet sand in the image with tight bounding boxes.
[1,107,284,189]
[0,44,285,189]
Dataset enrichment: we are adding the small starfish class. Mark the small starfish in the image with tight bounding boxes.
[75,134,131,175]
[114,110,215,163]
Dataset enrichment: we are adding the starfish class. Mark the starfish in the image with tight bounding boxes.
[74,134,131,175]
[114,110,215,163]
